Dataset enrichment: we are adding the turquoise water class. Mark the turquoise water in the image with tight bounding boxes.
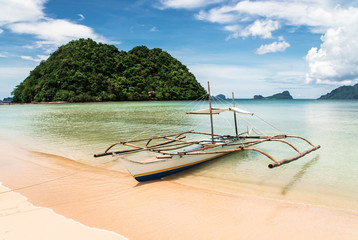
[1,100,358,212]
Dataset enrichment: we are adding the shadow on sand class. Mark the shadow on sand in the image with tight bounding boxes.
[280,154,320,195]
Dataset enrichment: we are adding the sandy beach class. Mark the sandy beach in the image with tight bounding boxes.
[1,139,358,240]
[0,184,127,240]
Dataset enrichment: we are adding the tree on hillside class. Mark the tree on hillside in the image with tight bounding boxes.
[12,39,206,103]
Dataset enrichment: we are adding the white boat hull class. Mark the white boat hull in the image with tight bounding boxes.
[120,144,237,182]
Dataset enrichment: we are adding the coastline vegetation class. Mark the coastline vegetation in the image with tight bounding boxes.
[318,84,358,99]
[253,91,293,100]
[12,39,206,103]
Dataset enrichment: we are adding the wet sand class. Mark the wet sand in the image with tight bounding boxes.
[0,184,126,240]
[1,140,358,240]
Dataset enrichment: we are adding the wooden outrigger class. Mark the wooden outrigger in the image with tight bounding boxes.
[95,82,320,182]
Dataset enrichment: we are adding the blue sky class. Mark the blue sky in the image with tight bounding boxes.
[1,0,358,99]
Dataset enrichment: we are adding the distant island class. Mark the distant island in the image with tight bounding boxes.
[12,39,206,103]
[318,83,358,99]
[254,91,293,100]
[0,97,13,104]
[212,94,226,100]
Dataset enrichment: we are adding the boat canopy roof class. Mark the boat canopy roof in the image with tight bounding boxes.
[187,107,254,115]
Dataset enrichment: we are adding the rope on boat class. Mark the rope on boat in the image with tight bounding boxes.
[211,96,236,131]
[169,93,208,133]
[254,114,283,133]
[212,94,285,136]
[123,94,208,143]
[97,92,318,168]
[237,116,265,135]
[156,93,209,136]
[210,95,282,136]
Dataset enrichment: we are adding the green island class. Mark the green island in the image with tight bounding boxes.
[318,84,358,99]
[12,39,206,103]
[253,91,293,100]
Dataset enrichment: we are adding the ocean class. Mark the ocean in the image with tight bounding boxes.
[1,100,357,213]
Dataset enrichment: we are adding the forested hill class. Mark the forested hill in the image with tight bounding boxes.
[318,84,358,99]
[12,39,206,103]
[253,91,293,100]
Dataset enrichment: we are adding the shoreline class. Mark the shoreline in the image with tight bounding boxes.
[0,183,127,240]
[1,99,337,106]
[1,140,358,239]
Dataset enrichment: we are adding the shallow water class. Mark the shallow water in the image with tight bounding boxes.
[1,100,357,212]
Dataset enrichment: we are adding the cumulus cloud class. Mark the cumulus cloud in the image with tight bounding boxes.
[194,0,358,84]
[305,27,358,84]
[224,19,279,40]
[0,0,107,52]
[196,0,336,28]
[224,19,280,40]
[256,40,290,55]
[0,29,3,34]
[9,19,107,47]
[0,0,45,25]
[196,7,238,24]
[241,19,279,39]
[158,0,223,9]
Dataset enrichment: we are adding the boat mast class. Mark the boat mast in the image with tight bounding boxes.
[208,81,214,144]
[232,92,238,137]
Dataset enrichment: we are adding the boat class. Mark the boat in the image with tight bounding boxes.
[94,82,320,182]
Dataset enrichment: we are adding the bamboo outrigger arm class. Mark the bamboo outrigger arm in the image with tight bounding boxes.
[94,129,320,170]
[268,145,320,168]
[148,142,198,152]
[243,147,278,163]
[146,131,190,146]
[153,138,320,169]
[94,135,187,157]
[285,135,316,147]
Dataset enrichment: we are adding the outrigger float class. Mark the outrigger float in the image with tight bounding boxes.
[95,82,320,182]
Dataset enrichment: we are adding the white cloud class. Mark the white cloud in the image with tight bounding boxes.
[0,0,108,53]
[256,40,290,55]
[9,19,107,47]
[195,0,358,84]
[224,25,241,40]
[21,55,48,62]
[159,0,223,9]
[196,0,337,28]
[196,7,239,24]
[0,29,3,34]
[0,0,45,25]
[240,19,279,39]
[305,26,358,84]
